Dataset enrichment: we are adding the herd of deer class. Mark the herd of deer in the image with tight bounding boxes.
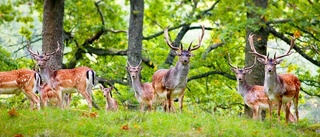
[0,25,300,124]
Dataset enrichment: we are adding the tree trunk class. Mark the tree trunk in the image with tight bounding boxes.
[245,0,268,119]
[42,0,64,70]
[128,0,144,87]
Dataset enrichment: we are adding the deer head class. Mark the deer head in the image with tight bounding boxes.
[228,54,256,81]
[248,34,295,73]
[126,60,142,79]
[164,25,205,65]
[99,85,114,97]
[27,41,61,68]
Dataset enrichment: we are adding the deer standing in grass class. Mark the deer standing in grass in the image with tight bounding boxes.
[0,69,41,110]
[28,42,96,110]
[99,85,118,111]
[249,34,300,123]
[37,82,71,107]
[228,54,295,121]
[127,60,155,112]
[152,25,205,112]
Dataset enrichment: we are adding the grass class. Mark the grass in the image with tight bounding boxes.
[0,108,319,137]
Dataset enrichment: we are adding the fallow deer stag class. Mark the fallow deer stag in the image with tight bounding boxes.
[27,42,96,110]
[249,34,300,123]
[99,85,118,111]
[127,60,156,112]
[228,54,295,122]
[152,25,205,112]
[0,69,41,110]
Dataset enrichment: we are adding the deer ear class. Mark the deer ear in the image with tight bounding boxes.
[175,51,180,56]
[275,59,283,64]
[257,57,265,64]
[99,85,104,90]
[245,69,252,74]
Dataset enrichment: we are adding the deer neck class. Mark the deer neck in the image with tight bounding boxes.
[237,79,251,97]
[39,66,55,85]
[265,70,283,92]
[106,93,113,104]
[131,76,143,96]
[173,61,190,82]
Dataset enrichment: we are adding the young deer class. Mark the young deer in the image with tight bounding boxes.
[228,54,295,121]
[37,82,71,107]
[127,60,155,112]
[152,25,205,112]
[0,69,41,110]
[249,34,300,123]
[99,85,118,111]
[28,42,96,110]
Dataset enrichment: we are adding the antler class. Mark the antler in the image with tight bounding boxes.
[45,41,61,56]
[164,27,180,51]
[27,41,39,57]
[127,60,142,67]
[188,25,205,51]
[227,53,238,69]
[244,56,256,70]
[274,36,295,59]
[248,33,267,60]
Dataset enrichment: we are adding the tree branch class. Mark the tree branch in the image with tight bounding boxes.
[267,26,320,67]
[188,71,236,82]
[202,42,224,59]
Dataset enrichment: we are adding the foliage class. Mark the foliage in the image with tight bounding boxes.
[0,108,318,136]
[0,0,319,121]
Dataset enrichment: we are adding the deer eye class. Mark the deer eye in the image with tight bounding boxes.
[177,53,182,56]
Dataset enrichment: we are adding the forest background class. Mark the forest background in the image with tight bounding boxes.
[0,0,319,123]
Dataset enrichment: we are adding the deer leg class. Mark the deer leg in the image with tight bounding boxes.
[283,103,289,123]
[140,103,145,112]
[293,95,299,122]
[166,93,172,112]
[268,100,273,123]
[179,93,184,113]
[147,101,152,112]
[277,98,283,123]
[78,88,93,110]
[252,106,259,120]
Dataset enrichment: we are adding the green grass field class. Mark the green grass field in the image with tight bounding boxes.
[0,108,319,137]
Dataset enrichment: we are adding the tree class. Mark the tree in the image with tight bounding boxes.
[244,0,268,118]
[42,0,64,70]
[127,0,144,86]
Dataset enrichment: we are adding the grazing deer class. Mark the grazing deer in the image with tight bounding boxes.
[27,42,96,110]
[99,85,118,111]
[0,69,41,110]
[37,82,71,107]
[228,54,295,122]
[249,34,300,123]
[152,25,205,112]
[126,60,155,112]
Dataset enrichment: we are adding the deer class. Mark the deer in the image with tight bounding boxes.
[37,82,71,107]
[27,41,96,110]
[249,34,300,123]
[0,69,41,110]
[99,85,118,111]
[228,54,295,122]
[152,25,205,112]
[126,60,156,112]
